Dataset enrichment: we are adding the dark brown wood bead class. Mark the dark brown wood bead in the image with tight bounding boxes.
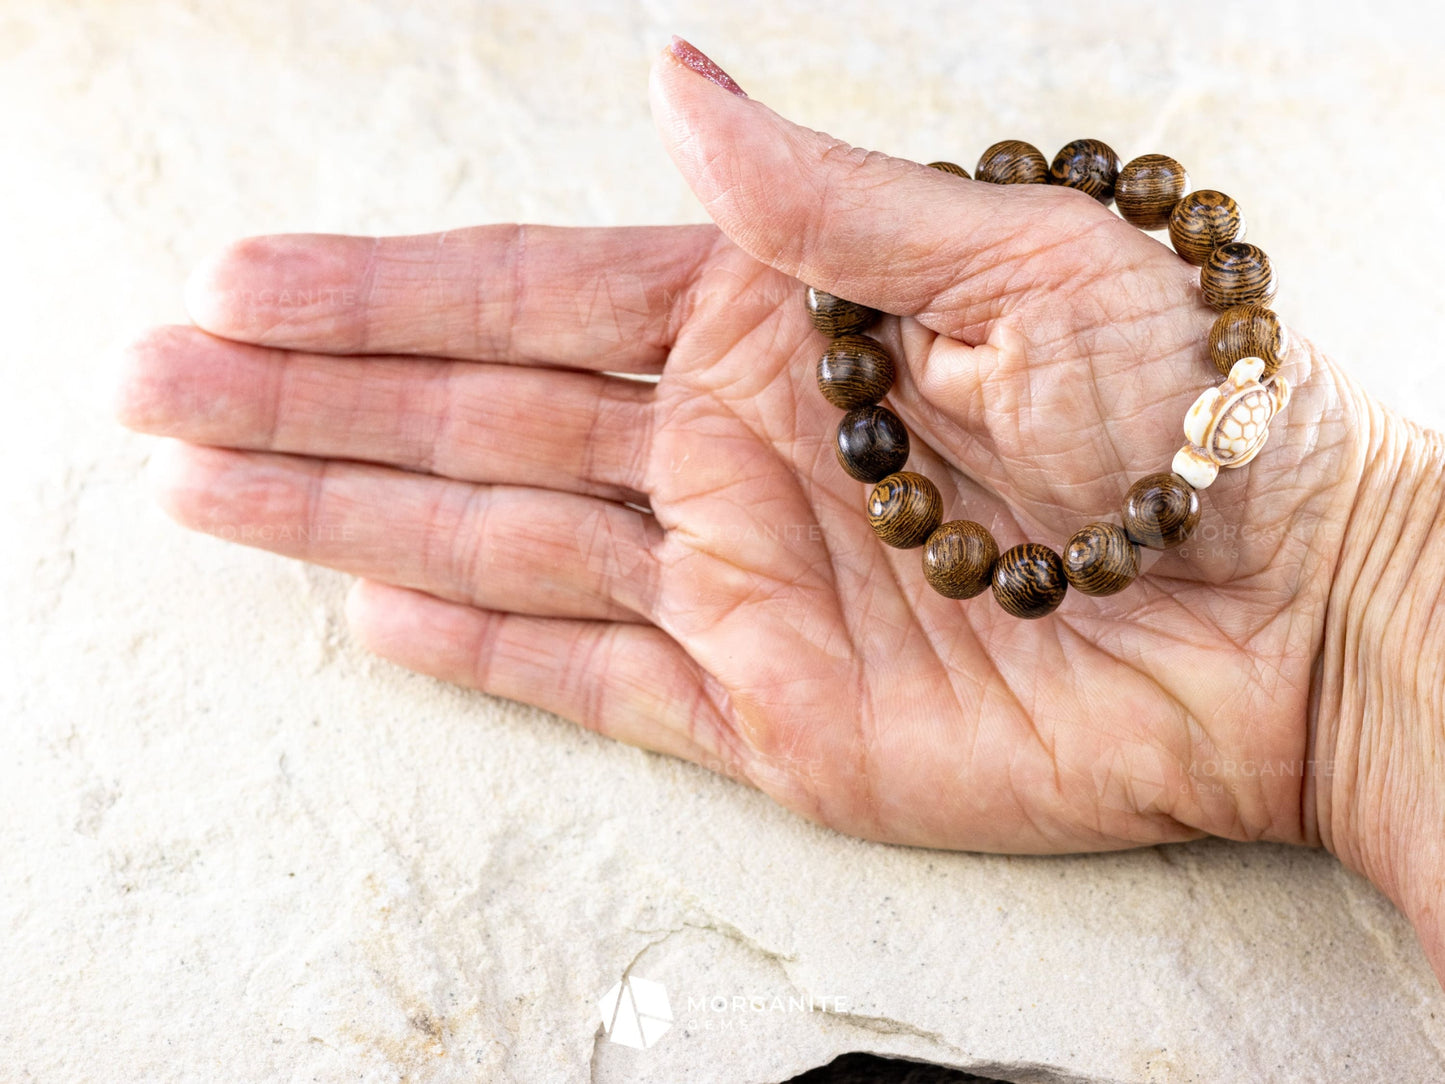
[867,471,943,549]
[975,140,1049,185]
[816,335,895,409]
[835,406,909,483]
[806,286,878,336]
[1200,242,1278,310]
[1208,304,1288,378]
[1123,472,1201,550]
[1063,522,1140,597]
[1168,189,1246,266]
[928,161,971,179]
[1115,154,1189,230]
[991,543,1068,619]
[1048,138,1121,204]
[922,520,999,599]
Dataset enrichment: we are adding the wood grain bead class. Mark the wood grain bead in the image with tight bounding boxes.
[1208,304,1288,378]
[975,140,1049,185]
[1122,472,1201,549]
[816,334,895,409]
[1168,189,1246,266]
[806,286,878,336]
[835,406,909,483]
[1115,154,1189,230]
[1063,522,1140,596]
[922,520,998,600]
[867,471,943,549]
[1048,138,1121,204]
[1200,242,1278,310]
[990,543,1068,619]
[928,161,971,178]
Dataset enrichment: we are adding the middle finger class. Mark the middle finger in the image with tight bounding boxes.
[121,326,656,504]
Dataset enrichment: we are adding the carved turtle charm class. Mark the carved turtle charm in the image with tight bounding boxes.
[1171,356,1290,490]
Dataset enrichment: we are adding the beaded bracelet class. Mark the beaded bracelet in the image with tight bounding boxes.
[806,139,1292,619]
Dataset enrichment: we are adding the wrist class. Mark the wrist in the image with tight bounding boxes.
[1308,374,1445,977]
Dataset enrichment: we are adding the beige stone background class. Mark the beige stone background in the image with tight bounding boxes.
[3,1,1444,1081]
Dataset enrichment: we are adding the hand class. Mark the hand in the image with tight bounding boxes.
[115,47,1444,983]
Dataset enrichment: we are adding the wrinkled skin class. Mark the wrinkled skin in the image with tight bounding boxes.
[117,52,1443,984]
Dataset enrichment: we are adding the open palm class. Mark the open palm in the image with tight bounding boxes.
[118,53,1364,856]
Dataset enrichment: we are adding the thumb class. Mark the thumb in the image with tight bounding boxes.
[649,39,1106,334]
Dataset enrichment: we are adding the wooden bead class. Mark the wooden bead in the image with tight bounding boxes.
[1200,242,1278,310]
[1048,138,1121,204]
[1168,190,1246,265]
[991,543,1068,619]
[806,286,878,336]
[922,520,998,600]
[928,161,971,179]
[816,334,895,409]
[867,471,943,549]
[1208,304,1287,378]
[835,406,909,483]
[975,140,1049,185]
[1115,154,1189,230]
[1123,472,1200,549]
[1063,522,1139,596]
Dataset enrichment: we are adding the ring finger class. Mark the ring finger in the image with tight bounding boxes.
[152,442,662,623]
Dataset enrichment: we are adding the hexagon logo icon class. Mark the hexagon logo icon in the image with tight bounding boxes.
[574,505,647,578]
[575,270,651,347]
[597,976,672,1049]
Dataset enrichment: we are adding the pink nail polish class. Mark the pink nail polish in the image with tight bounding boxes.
[668,36,747,98]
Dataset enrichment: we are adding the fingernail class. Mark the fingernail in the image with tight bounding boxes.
[667,36,747,98]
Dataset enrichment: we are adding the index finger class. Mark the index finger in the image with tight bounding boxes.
[184,223,721,372]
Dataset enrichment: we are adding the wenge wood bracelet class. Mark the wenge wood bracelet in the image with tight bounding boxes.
[807,140,1293,619]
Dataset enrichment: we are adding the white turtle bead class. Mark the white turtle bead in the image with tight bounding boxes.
[1175,354,1290,487]
[1271,372,1292,413]
[1184,386,1221,447]
[1229,356,1266,386]
[1172,445,1220,490]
